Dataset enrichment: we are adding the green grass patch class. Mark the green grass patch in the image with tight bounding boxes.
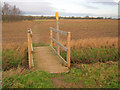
[61,47,118,64]
[3,70,53,88]
[2,44,118,88]
[2,48,28,71]
[3,62,118,88]
[60,62,118,88]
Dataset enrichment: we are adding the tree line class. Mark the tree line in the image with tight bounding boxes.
[2,2,21,21]
[2,2,114,22]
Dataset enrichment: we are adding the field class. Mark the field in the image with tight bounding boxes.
[2,19,118,88]
[3,19,118,43]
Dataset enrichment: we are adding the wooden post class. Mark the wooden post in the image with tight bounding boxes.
[28,29,32,69]
[50,30,53,47]
[67,32,71,68]
[56,12,60,54]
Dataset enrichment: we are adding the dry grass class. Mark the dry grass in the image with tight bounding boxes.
[2,42,28,71]
[3,42,27,52]
[2,66,26,77]
[2,42,28,59]
[61,37,118,49]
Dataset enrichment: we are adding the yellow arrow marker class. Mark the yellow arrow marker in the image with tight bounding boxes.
[56,12,59,20]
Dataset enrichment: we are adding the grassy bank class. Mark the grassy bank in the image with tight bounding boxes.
[60,38,118,64]
[2,43,28,71]
[61,47,118,65]
[2,38,118,88]
[3,61,118,88]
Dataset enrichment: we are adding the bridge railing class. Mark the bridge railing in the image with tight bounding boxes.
[28,29,34,69]
[49,27,71,68]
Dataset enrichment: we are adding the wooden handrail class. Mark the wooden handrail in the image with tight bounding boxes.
[50,27,67,35]
[49,27,71,68]
[49,37,67,51]
[28,28,34,69]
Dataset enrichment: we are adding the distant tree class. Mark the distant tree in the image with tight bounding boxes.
[97,17,104,19]
[78,17,81,19]
[71,16,74,19]
[12,5,21,15]
[2,2,21,16]
[2,2,22,22]
[85,16,89,19]
[108,17,112,19]
[91,17,95,19]
[105,17,107,19]
[2,2,9,15]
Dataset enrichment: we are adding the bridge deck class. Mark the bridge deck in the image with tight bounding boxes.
[33,46,69,73]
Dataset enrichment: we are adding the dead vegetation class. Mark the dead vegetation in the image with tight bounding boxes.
[61,37,118,49]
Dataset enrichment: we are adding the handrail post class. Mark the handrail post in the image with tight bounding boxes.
[50,30,53,47]
[28,29,32,69]
[67,32,71,68]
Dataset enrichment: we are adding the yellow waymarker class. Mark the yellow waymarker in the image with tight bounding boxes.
[56,12,59,20]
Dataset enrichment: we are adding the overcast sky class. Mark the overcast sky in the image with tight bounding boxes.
[1,0,119,17]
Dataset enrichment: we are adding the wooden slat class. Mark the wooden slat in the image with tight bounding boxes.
[49,37,67,52]
[50,27,67,35]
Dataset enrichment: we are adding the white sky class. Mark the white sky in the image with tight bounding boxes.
[1,0,120,17]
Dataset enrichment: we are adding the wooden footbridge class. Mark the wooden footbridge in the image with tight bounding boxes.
[27,12,71,73]
[27,27,71,73]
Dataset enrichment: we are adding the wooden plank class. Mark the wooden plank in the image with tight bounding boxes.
[49,37,67,51]
[67,32,71,68]
[50,46,67,66]
[50,27,67,35]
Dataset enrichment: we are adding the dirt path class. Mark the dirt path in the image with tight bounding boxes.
[33,47,69,73]
[51,76,85,88]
